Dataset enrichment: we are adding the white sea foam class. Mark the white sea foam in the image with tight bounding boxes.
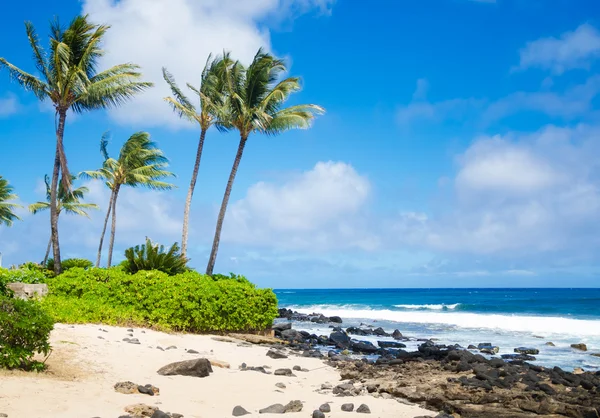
[394,303,460,310]
[289,305,600,337]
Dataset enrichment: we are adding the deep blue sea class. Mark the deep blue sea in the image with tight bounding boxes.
[274,288,600,371]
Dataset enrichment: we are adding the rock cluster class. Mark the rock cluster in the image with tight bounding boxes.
[330,343,600,417]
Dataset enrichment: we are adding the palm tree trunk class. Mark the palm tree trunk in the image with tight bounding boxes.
[96,189,115,267]
[206,134,248,276]
[50,110,67,275]
[106,185,121,267]
[43,236,52,266]
[181,128,207,259]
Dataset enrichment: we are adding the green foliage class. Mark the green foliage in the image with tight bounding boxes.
[0,265,49,284]
[210,273,252,285]
[0,296,54,371]
[122,239,189,275]
[47,258,93,272]
[42,268,278,332]
[0,175,22,227]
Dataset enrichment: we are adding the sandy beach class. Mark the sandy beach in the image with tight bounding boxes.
[0,324,431,418]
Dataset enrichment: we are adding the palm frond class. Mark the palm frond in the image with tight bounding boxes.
[0,58,49,100]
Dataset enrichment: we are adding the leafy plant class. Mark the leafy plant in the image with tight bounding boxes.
[0,296,54,371]
[0,265,49,284]
[42,268,278,332]
[0,176,22,227]
[47,258,94,272]
[122,238,189,275]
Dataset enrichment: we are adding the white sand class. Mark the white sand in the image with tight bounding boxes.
[0,324,431,418]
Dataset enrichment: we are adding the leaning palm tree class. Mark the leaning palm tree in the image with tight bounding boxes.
[0,16,152,274]
[29,175,99,265]
[162,53,229,259]
[82,132,175,267]
[205,49,324,275]
[0,176,22,227]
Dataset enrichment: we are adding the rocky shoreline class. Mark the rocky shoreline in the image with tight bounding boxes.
[275,308,600,418]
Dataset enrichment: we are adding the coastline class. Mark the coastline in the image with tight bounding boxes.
[0,323,430,418]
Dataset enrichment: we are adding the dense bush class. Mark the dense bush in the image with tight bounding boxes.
[0,265,49,284]
[47,258,93,272]
[42,268,278,332]
[0,296,54,371]
[122,239,189,275]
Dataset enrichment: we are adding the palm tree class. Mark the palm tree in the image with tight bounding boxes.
[205,49,324,275]
[0,16,152,274]
[82,132,175,267]
[29,175,99,265]
[162,53,229,259]
[0,176,22,227]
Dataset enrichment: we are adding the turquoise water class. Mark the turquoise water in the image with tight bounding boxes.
[275,288,600,371]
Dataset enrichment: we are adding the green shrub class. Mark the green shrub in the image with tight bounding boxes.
[0,296,54,371]
[122,239,189,276]
[42,268,278,332]
[211,273,252,285]
[0,265,48,284]
[47,258,93,271]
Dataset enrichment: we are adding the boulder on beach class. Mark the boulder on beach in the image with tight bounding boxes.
[329,316,343,323]
[156,358,213,378]
[391,329,403,340]
[350,340,379,354]
[266,348,288,359]
[341,403,354,412]
[377,341,407,349]
[571,343,587,351]
[259,404,285,414]
[329,331,351,349]
[272,322,292,332]
[232,405,251,416]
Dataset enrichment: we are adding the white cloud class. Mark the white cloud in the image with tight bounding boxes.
[224,161,377,250]
[392,125,600,258]
[82,0,333,128]
[0,94,19,117]
[516,23,600,74]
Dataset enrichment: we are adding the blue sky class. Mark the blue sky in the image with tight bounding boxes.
[1,0,600,288]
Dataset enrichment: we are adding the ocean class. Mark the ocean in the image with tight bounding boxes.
[274,288,600,372]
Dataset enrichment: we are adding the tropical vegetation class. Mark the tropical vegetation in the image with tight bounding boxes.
[0,15,152,274]
[0,176,21,227]
[204,49,324,275]
[81,132,175,267]
[162,53,229,259]
[29,175,98,265]
[41,267,278,332]
[122,238,189,275]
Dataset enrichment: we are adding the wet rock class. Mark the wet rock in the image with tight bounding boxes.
[274,368,295,377]
[329,316,343,323]
[377,341,406,349]
[267,348,288,359]
[232,406,250,416]
[545,342,555,346]
[571,343,587,351]
[157,358,212,378]
[479,346,499,354]
[330,331,351,349]
[356,404,371,414]
[312,411,325,418]
[514,347,539,355]
[392,329,403,340]
[467,344,477,350]
[283,400,303,413]
[501,353,537,361]
[319,403,331,412]
[341,403,354,412]
[259,404,285,414]
[350,340,378,354]
[373,327,388,337]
